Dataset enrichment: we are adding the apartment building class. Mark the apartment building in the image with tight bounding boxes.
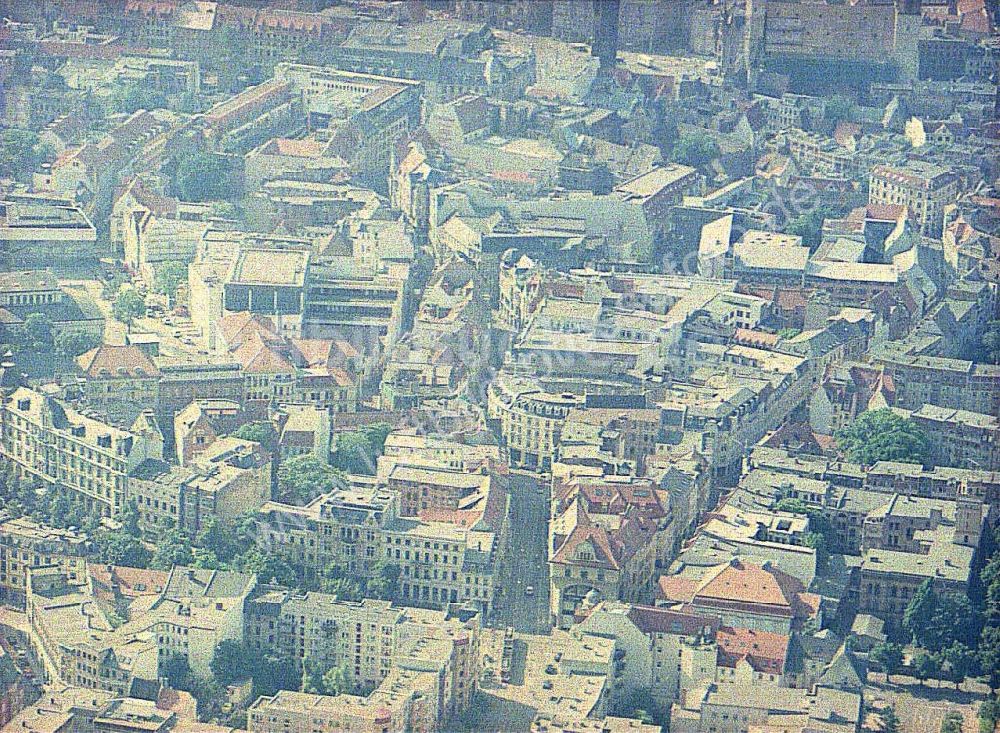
[385,463,493,517]
[130,437,272,535]
[869,161,959,237]
[247,599,480,732]
[75,344,161,428]
[856,492,988,628]
[904,404,1000,471]
[385,515,500,614]
[0,516,87,607]
[27,564,256,688]
[379,432,500,475]
[256,486,396,579]
[0,387,164,516]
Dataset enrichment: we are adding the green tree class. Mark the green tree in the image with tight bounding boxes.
[0,128,50,181]
[188,675,225,720]
[96,530,151,568]
[882,707,901,733]
[253,652,299,698]
[942,643,978,690]
[210,640,255,685]
[979,320,1000,364]
[154,261,188,302]
[671,131,720,168]
[321,661,353,696]
[234,421,278,452]
[162,654,192,690]
[21,313,54,350]
[330,423,391,475]
[322,576,364,601]
[301,657,327,694]
[55,330,101,358]
[913,651,942,686]
[210,201,241,220]
[978,624,1000,691]
[980,700,1000,733]
[870,641,903,683]
[113,289,146,327]
[151,528,195,570]
[235,547,297,586]
[786,205,839,251]
[112,84,168,114]
[803,531,828,570]
[904,580,980,652]
[175,152,234,202]
[364,560,401,601]
[941,711,964,733]
[277,456,345,505]
[835,409,930,466]
[196,519,237,563]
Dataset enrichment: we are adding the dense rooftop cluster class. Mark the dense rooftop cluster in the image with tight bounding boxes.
[0,1,998,732]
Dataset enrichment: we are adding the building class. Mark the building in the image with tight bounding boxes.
[173,398,243,465]
[326,20,536,102]
[246,592,479,710]
[385,463,493,517]
[0,269,103,342]
[0,515,87,607]
[76,345,161,428]
[0,195,98,268]
[671,682,861,733]
[855,491,988,628]
[869,162,959,237]
[246,599,479,732]
[0,387,164,516]
[273,63,424,187]
[130,437,271,535]
[657,559,820,635]
[903,404,1000,471]
[549,475,676,628]
[27,564,256,688]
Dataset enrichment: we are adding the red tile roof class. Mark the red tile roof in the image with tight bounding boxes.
[76,344,160,379]
[627,604,719,637]
[716,626,789,674]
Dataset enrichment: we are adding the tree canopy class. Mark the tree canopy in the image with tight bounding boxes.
[835,409,930,465]
[903,579,981,652]
[112,84,168,114]
[233,421,278,452]
[55,330,101,358]
[113,289,146,326]
[330,423,392,475]
[0,128,52,181]
[870,641,903,682]
[671,131,720,169]
[277,455,346,505]
[175,152,234,202]
[154,261,188,301]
